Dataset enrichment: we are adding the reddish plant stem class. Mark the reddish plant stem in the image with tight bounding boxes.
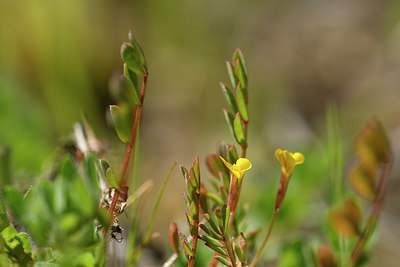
[103,73,148,236]
[222,235,237,267]
[348,159,393,266]
[188,235,199,267]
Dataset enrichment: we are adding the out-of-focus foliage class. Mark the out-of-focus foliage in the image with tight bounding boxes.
[1,0,400,266]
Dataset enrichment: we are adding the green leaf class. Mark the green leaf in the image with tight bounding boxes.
[226,61,239,90]
[200,235,224,250]
[109,74,140,108]
[227,144,239,164]
[236,84,248,122]
[206,153,226,178]
[0,194,9,232]
[207,192,224,205]
[223,109,236,142]
[59,155,77,179]
[182,240,194,257]
[0,147,11,187]
[128,31,147,73]
[124,63,139,91]
[106,167,119,190]
[233,112,246,146]
[180,165,189,181]
[109,104,132,144]
[121,42,145,75]
[220,83,238,114]
[204,242,228,257]
[120,75,140,107]
[233,49,248,99]
[99,159,110,178]
[204,214,221,235]
[216,255,231,266]
[190,156,200,188]
[3,187,25,221]
[233,49,248,79]
[84,154,102,201]
[189,201,197,219]
[199,223,222,240]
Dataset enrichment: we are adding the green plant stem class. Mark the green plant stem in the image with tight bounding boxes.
[249,210,278,267]
[104,73,148,236]
[347,159,393,266]
[131,162,176,264]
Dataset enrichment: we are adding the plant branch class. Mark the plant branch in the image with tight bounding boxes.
[249,210,278,267]
[104,73,148,236]
[347,158,393,266]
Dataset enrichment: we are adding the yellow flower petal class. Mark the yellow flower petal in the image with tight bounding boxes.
[219,156,252,180]
[293,153,305,165]
[274,149,305,176]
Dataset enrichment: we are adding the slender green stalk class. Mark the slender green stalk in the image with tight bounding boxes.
[143,163,176,243]
[249,210,278,267]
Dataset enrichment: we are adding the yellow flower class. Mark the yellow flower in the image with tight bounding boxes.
[274,149,305,176]
[219,156,252,180]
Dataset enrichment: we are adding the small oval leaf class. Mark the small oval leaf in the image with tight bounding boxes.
[233,112,246,146]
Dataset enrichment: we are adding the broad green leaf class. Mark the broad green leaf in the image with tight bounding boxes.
[109,74,140,108]
[17,232,33,255]
[236,84,248,122]
[233,112,246,146]
[59,213,80,233]
[128,31,148,73]
[109,104,132,144]
[124,63,139,92]
[0,147,11,187]
[0,224,17,242]
[120,75,140,107]
[3,187,25,221]
[99,159,110,178]
[226,61,239,90]
[220,83,238,114]
[223,109,235,142]
[84,154,102,200]
[106,167,119,190]
[121,42,145,75]
[59,155,77,179]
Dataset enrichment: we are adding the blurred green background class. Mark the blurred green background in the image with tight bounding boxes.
[1,0,400,266]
